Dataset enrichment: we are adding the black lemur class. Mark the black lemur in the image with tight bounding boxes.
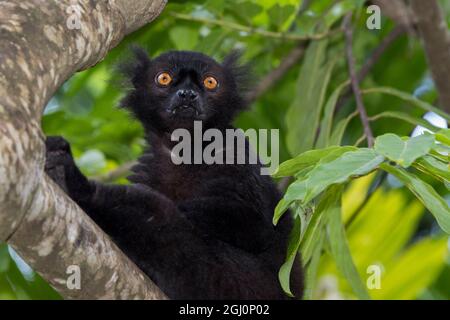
[44,48,303,299]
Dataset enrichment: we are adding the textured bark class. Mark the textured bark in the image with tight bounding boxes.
[0,0,167,299]
[372,0,414,29]
[410,0,450,113]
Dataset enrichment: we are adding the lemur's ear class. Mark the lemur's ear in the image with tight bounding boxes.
[116,46,152,112]
[222,50,252,96]
[117,45,152,89]
[222,50,242,68]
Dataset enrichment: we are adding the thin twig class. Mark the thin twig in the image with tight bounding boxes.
[336,25,406,111]
[246,44,306,103]
[343,13,374,147]
[357,25,406,83]
[410,0,450,113]
[170,12,342,42]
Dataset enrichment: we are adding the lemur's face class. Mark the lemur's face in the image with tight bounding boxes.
[121,49,247,133]
[150,52,224,123]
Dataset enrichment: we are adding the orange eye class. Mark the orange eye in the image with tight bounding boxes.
[156,72,172,86]
[203,76,218,90]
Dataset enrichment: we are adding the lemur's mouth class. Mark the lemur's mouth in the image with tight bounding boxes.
[168,104,201,118]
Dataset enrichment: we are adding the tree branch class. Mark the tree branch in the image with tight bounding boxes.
[170,12,342,42]
[372,0,414,31]
[357,25,406,83]
[0,0,167,299]
[336,25,406,111]
[246,44,306,103]
[343,13,374,147]
[410,0,450,113]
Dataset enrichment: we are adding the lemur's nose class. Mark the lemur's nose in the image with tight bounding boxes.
[177,89,198,101]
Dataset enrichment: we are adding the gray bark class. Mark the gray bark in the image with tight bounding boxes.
[410,0,450,113]
[0,0,167,299]
[372,0,414,29]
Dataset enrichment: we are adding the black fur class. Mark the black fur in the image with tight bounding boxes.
[45,49,303,299]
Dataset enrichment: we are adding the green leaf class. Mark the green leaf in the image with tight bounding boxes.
[273,197,294,225]
[283,148,384,204]
[429,147,450,163]
[435,129,450,145]
[362,87,450,122]
[316,81,350,148]
[329,111,358,145]
[204,0,226,15]
[299,189,334,263]
[278,216,302,297]
[414,155,450,182]
[302,149,385,204]
[196,29,230,55]
[169,25,199,50]
[369,111,442,132]
[343,186,425,275]
[268,4,296,29]
[380,163,450,234]
[303,229,325,300]
[273,146,356,178]
[285,39,332,156]
[326,187,371,300]
[277,148,384,219]
[374,133,434,168]
[277,188,337,290]
[372,237,447,300]
[0,244,10,272]
[0,273,16,299]
[229,1,263,24]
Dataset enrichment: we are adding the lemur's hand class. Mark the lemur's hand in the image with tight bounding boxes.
[45,136,91,200]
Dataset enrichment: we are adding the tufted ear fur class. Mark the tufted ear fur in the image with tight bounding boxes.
[222,50,253,99]
[115,46,155,119]
[116,45,152,90]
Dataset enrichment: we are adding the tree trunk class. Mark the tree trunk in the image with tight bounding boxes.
[410,0,450,113]
[0,0,167,299]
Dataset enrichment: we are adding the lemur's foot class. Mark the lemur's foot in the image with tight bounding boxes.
[45,136,78,194]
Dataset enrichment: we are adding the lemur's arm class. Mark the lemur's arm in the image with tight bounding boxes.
[45,136,178,235]
[46,136,275,253]
[45,136,281,299]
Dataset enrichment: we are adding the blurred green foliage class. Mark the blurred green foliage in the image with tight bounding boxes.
[1,0,449,300]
